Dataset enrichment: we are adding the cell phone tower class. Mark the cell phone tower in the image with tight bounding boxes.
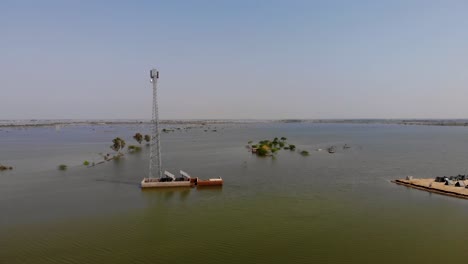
[149,69,162,179]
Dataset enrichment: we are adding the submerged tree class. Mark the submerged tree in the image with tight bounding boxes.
[144,134,151,143]
[0,165,13,171]
[256,146,269,156]
[133,133,143,144]
[250,137,300,157]
[110,137,126,154]
[128,145,142,153]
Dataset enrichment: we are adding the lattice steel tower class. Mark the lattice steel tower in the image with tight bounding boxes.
[149,69,162,178]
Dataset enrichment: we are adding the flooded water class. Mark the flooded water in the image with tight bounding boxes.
[2,123,468,263]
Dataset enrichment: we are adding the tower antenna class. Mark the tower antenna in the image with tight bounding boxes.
[149,69,162,179]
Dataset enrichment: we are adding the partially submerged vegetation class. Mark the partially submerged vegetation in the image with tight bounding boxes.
[110,137,126,154]
[246,138,352,158]
[79,133,145,169]
[144,134,150,145]
[133,133,143,144]
[6,125,227,172]
[0,164,13,171]
[128,145,142,153]
[247,137,305,157]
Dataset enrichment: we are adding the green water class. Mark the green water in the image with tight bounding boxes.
[2,123,468,263]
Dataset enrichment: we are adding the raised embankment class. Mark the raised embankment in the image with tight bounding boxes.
[393,178,468,200]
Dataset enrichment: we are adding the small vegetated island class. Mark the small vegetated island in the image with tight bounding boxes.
[247,137,308,157]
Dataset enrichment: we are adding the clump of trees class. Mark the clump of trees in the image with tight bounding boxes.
[247,137,304,157]
[76,133,150,170]
[58,164,67,170]
[133,133,143,144]
[246,137,308,158]
[110,137,126,154]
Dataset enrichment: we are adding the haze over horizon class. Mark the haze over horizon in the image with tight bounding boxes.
[2,0,468,120]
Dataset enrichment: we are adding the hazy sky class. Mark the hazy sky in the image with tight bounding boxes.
[2,0,468,120]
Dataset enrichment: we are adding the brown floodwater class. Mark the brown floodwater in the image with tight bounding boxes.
[1,123,468,263]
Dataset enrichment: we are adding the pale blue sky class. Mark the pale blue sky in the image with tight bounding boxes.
[1,0,468,119]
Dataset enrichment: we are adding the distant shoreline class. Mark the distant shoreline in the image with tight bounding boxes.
[1,119,468,128]
[304,119,468,127]
[0,119,251,128]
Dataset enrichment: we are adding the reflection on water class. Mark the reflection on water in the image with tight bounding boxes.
[141,187,193,202]
[196,185,223,191]
[95,178,139,186]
